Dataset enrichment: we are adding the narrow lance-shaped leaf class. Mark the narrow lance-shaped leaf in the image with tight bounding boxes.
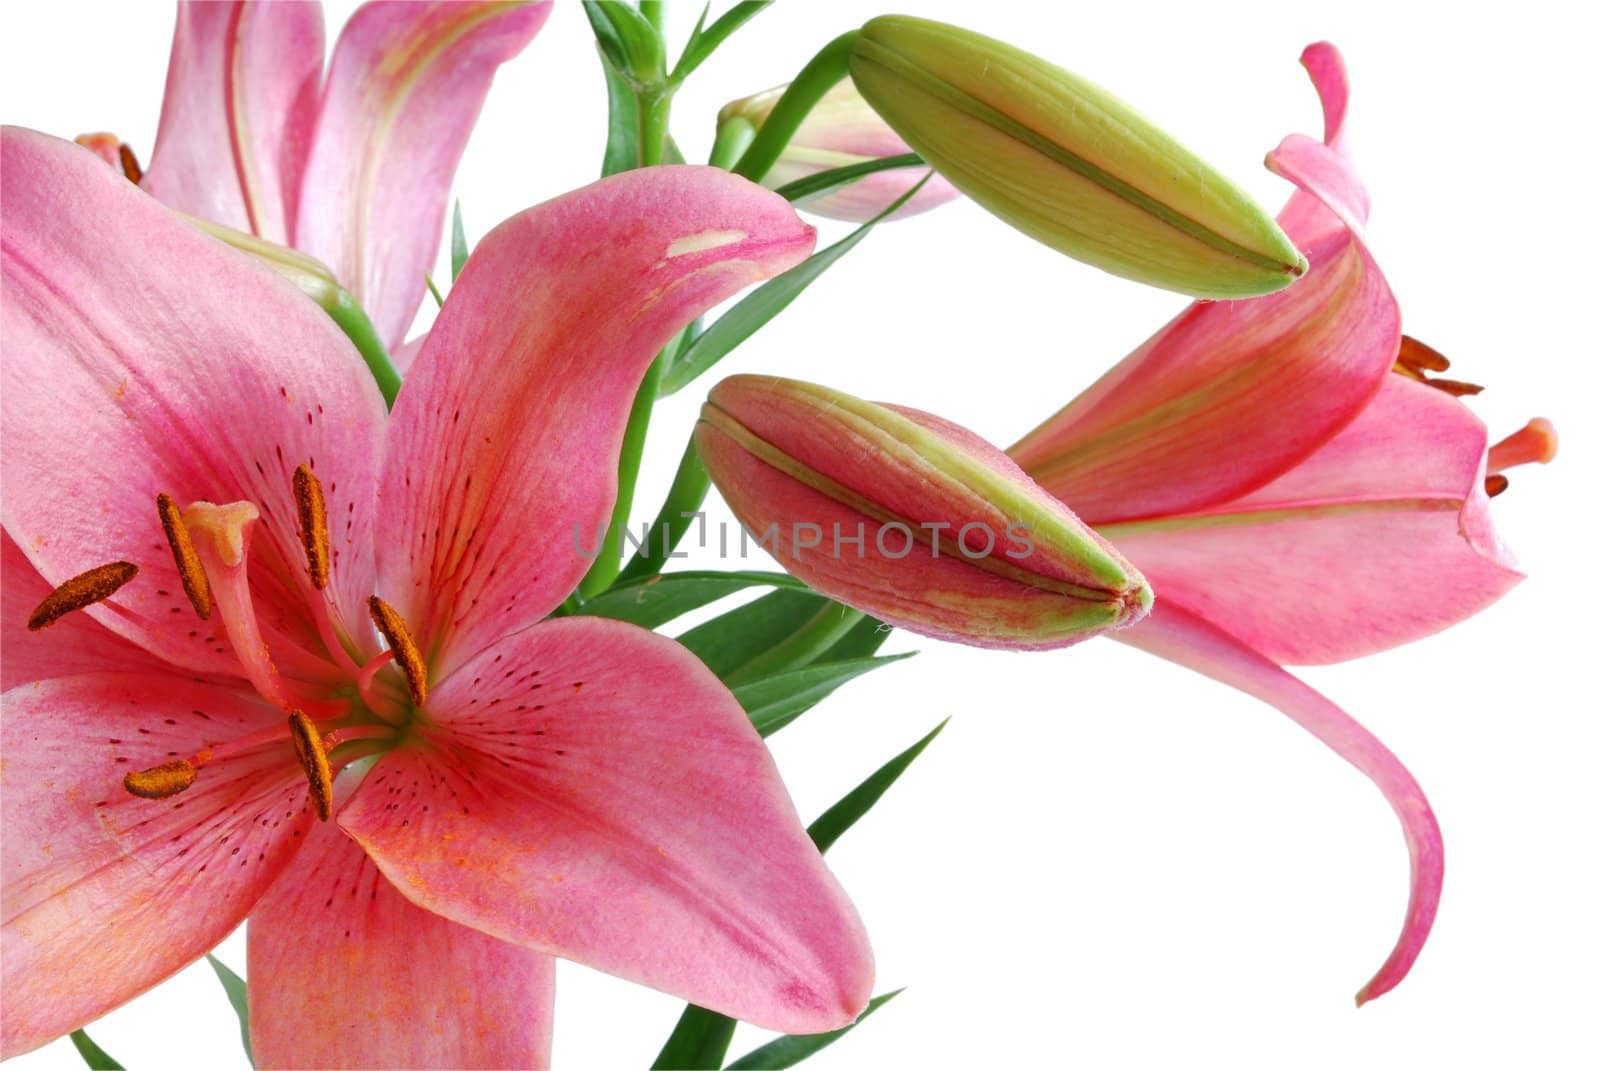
[207,953,254,1067]
[737,653,915,738]
[773,152,924,206]
[673,1,774,83]
[451,201,469,281]
[808,718,947,851]
[577,570,805,629]
[726,990,905,1070]
[652,1005,739,1071]
[68,1030,124,1071]
[661,175,930,395]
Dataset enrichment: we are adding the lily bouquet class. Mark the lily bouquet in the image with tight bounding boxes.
[0,3,1568,1069]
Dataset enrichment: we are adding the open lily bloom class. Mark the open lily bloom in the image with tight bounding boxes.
[127,0,550,350]
[0,128,872,1066]
[1009,43,1555,1004]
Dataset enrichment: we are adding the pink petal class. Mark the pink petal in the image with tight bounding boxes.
[339,617,873,1033]
[1268,133,1372,241]
[1277,42,1365,244]
[1116,601,1443,1006]
[377,167,816,676]
[248,817,554,1070]
[141,1,324,244]
[1099,375,1522,664]
[1,127,387,674]
[293,0,551,350]
[1,673,313,1057]
[1009,224,1398,524]
[2,532,162,690]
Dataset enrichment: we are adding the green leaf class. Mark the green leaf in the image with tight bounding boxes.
[577,570,804,630]
[591,0,665,81]
[808,719,946,852]
[587,4,640,176]
[582,0,629,73]
[68,1029,124,1071]
[451,201,469,281]
[773,152,924,205]
[721,602,863,686]
[660,174,931,395]
[207,953,255,1067]
[616,438,713,584]
[672,1,773,84]
[675,589,831,677]
[822,613,894,661]
[423,272,444,309]
[736,653,913,738]
[652,1003,738,1070]
[726,990,904,1069]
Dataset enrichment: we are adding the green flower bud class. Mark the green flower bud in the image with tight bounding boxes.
[849,15,1307,298]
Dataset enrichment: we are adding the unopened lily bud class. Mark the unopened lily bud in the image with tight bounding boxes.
[721,77,960,222]
[180,214,342,309]
[848,16,1307,298]
[697,375,1152,650]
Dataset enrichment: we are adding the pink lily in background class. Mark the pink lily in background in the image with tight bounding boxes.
[115,0,549,350]
[1,127,871,1066]
[719,76,961,222]
[1009,43,1555,1004]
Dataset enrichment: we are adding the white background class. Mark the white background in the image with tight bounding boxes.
[4,1,1597,1068]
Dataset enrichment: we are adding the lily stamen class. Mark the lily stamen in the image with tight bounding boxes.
[117,143,142,184]
[156,492,212,618]
[368,596,429,706]
[287,709,334,821]
[1484,474,1510,498]
[122,758,198,800]
[292,463,331,590]
[1393,335,1484,396]
[26,560,138,631]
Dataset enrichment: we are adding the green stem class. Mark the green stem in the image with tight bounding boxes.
[579,353,665,598]
[639,0,664,33]
[724,603,864,686]
[637,85,674,168]
[708,115,756,170]
[617,438,712,584]
[732,30,858,183]
[325,289,401,409]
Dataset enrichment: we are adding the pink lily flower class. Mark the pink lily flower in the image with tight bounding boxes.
[1008,43,1556,1004]
[0,127,872,1066]
[130,0,550,350]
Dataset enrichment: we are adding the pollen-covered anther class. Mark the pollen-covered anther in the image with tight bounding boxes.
[368,595,429,706]
[293,463,331,590]
[1393,335,1484,396]
[27,560,138,631]
[117,143,143,184]
[1484,474,1510,498]
[157,492,212,619]
[123,759,198,800]
[288,708,334,821]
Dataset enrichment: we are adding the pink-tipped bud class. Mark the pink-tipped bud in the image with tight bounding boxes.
[697,375,1152,649]
[720,77,960,222]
